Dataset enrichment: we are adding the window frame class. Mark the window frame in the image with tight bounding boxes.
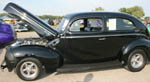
[105,17,137,32]
[68,17,105,34]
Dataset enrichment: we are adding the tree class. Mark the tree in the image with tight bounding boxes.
[144,16,150,23]
[145,16,150,21]
[119,8,127,12]
[38,15,62,20]
[0,13,8,17]
[94,7,104,11]
[119,6,145,19]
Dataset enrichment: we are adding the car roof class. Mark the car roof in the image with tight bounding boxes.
[64,11,146,30]
[65,12,136,20]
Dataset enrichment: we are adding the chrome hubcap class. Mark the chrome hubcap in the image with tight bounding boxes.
[131,53,144,68]
[20,61,38,79]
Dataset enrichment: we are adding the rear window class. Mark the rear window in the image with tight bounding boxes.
[106,18,135,31]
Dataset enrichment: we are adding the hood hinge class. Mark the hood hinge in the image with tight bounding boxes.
[47,38,60,48]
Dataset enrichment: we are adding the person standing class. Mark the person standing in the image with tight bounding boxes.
[48,18,54,26]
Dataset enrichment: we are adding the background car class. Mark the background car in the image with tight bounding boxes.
[13,22,28,32]
[0,20,16,47]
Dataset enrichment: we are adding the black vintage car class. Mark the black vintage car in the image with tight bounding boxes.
[1,3,150,81]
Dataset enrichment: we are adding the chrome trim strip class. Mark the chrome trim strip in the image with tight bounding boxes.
[61,33,146,39]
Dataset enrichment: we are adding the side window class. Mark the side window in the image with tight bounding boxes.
[70,18,104,32]
[70,19,83,31]
[106,18,135,31]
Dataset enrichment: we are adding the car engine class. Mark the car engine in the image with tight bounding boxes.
[10,37,60,48]
[11,38,49,47]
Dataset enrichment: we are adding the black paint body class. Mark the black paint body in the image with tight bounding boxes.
[3,3,150,72]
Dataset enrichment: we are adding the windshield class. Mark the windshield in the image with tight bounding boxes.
[56,18,69,32]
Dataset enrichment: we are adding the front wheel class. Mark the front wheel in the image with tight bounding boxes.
[16,58,43,81]
[125,49,147,72]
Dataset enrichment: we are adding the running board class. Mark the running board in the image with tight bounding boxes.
[57,60,122,73]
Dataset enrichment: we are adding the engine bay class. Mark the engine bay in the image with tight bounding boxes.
[11,37,60,48]
[11,38,49,47]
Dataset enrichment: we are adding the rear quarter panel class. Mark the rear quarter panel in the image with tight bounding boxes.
[120,38,150,64]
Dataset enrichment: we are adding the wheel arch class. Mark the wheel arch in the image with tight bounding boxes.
[5,45,62,72]
[119,39,150,65]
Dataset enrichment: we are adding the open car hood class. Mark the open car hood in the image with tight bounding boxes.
[4,3,58,38]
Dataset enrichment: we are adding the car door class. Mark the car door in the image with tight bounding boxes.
[102,17,142,59]
[64,17,119,62]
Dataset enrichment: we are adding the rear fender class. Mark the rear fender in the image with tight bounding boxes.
[5,45,61,72]
[120,39,150,65]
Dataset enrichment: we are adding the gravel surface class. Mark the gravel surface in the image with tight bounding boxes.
[0,32,150,82]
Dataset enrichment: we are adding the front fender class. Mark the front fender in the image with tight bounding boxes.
[120,39,150,64]
[5,45,60,72]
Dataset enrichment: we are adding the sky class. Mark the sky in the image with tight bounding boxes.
[0,0,150,16]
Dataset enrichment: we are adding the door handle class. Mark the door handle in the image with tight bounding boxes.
[98,38,106,41]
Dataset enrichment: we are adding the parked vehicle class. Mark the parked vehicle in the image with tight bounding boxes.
[13,22,28,32]
[1,3,150,81]
[0,20,16,48]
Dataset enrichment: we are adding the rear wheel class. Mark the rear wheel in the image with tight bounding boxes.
[125,49,147,72]
[16,58,43,81]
